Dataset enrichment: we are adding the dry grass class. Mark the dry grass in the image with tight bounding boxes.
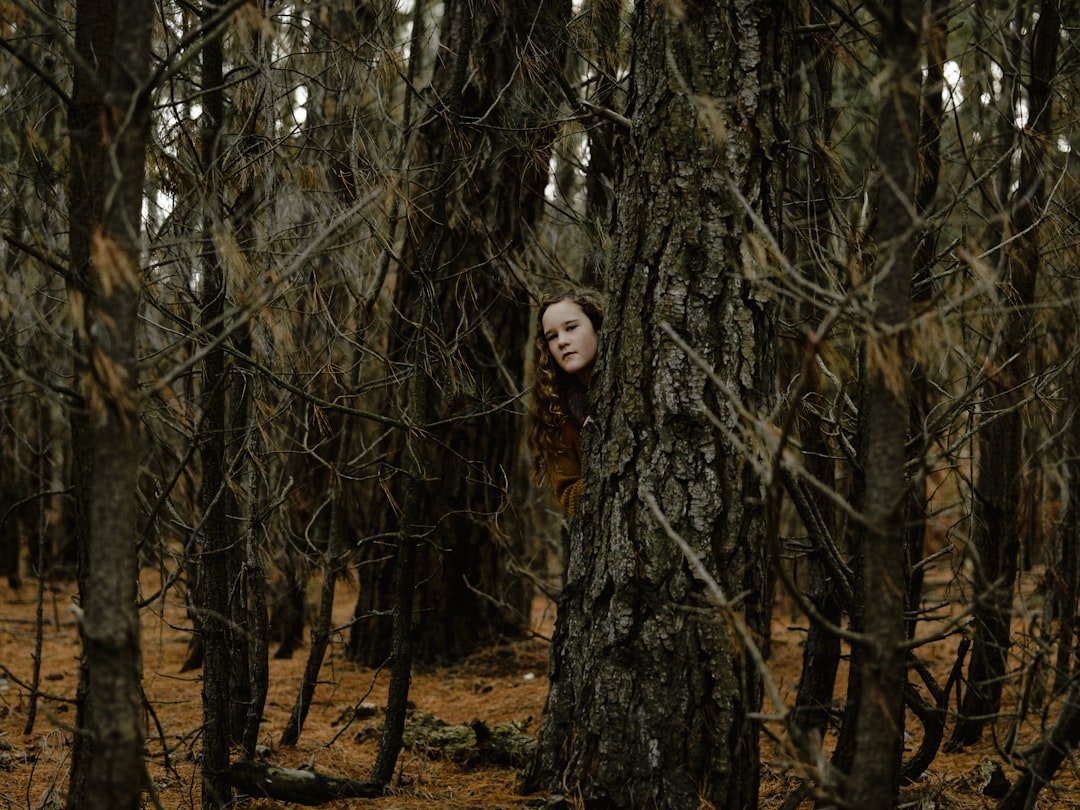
[2,561,1079,810]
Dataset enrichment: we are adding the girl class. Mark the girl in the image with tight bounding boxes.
[527,288,604,514]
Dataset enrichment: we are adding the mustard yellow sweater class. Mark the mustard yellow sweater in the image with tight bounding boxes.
[547,420,582,515]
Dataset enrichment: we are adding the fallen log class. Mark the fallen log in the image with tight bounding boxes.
[354,710,537,766]
[224,759,383,804]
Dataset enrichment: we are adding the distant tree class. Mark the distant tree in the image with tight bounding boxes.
[524,1,789,805]
[576,0,624,289]
[786,0,846,740]
[278,0,395,745]
[949,0,1062,749]
[194,3,239,804]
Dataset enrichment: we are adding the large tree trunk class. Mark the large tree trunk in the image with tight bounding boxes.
[64,1,154,808]
[524,1,789,806]
[348,0,568,667]
[949,0,1060,749]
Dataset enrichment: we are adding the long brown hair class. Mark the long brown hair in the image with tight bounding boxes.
[527,287,604,482]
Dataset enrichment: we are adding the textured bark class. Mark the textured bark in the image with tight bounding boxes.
[950,0,1060,750]
[64,1,154,808]
[842,3,921,808]
[348,0,568,667]
[524,1,788,806]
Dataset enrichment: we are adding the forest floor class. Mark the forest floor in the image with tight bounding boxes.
[1,560,1078,810]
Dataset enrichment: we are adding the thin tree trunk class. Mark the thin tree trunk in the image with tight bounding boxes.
[950,0,1059,749]
[906,0,949,640]
[789,0,843,740]
[280,415,352,745]
[370,1,475,784]
[996,676,1080,810]
[196,9,234,806]
[843,2,921,808]
[24,401,47,736]
[369,330,429,785]
[65,1,154,807]
[280,0,411,745]
[240,416,269,757]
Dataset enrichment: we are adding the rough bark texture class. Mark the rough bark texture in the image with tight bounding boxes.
[524,1,788,806]
[64,1,154,808]
[842,3,921,808]
[348,0,568,667]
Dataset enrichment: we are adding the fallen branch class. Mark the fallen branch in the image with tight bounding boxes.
[224,760,383,804]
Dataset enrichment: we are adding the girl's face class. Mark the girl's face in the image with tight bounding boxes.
[542,299,599,385]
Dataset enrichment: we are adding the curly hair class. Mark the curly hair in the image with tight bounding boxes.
[527,287,604,483]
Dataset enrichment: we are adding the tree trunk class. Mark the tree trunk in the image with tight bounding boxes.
[950,0,1059,749]
[524,1,788,806]
[280,418,350,745]
[1051,337,1080,694]
[195,11,237,805]
[64,1,154,808]
[348,0,567,667]
[906,0,949,640]
[279,0,399,744]
[996,674,1080,810]
[371,0,474,783]
[370,327,430,785]
[63,2,113,797]
[842,4,921,806]
[579,0,622,289]
[788,0,844,740]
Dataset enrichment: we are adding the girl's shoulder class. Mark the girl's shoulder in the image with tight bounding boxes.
[558,418,581,451]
